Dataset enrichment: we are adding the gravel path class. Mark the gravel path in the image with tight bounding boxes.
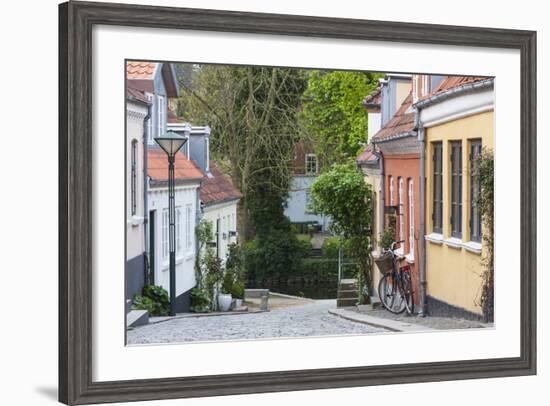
[127,300,385,345]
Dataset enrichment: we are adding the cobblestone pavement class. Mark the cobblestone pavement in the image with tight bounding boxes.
[127,300,385,345]
[353,308,489,330]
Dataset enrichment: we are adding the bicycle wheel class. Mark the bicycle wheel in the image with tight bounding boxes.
[378,273,406,314]
[401,271,414,315]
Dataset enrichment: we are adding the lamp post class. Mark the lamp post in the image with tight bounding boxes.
[154,131,188,316]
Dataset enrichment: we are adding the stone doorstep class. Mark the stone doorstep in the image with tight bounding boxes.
[147,309,269,325]
[328,308,435,333]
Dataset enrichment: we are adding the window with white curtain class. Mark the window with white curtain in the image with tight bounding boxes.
[185,204,193,252]
[145,93,153,143]
[389,176,394,205]
[157,95,165,137]
[398,177,404,244]
[175,206,182,254]
[408,179,414,256]
[162,209,169,260]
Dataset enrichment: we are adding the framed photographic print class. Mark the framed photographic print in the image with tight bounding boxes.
[59,1,536,404]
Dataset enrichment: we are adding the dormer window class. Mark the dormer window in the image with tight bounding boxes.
[305,154,318,175]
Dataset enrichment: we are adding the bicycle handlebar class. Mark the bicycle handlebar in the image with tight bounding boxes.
[390,240,405,251]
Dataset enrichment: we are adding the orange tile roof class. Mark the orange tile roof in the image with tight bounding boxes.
[356,143,379,163]
[126,85,149,104]
[200,162,242,206]
[126,61,157,79]
[372,92,415,142]
[147,148,204,183]
[362,86,382,108]
[419,76,490,102]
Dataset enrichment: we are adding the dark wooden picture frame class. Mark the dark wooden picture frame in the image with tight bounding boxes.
[59,1,537,404]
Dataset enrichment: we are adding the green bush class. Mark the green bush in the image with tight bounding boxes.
[190,287,210,313]
[321,237,353,258]
[132,284,170,316]
[230,281,244,299]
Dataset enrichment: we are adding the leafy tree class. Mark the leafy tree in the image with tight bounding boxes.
[176,64,307,241]
[475,149,494,322]
[310,162,374,303]
[300,70,382,164]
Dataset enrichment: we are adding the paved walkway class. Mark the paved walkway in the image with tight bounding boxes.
[127,300,385,345]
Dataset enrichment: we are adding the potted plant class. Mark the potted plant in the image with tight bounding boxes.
[218,271,234,312]
[231,281,245,308]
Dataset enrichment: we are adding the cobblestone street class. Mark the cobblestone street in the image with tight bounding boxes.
[127,300,385,345]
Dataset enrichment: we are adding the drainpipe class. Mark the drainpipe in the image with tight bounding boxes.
[417,123,427,316]
[373,143,385,235]
[143,104,151,286]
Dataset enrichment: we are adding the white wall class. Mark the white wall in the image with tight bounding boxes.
[148,184,199,297]
[368,111,381,142]
[202,200,239,261]
[2,1,547,406]
[285,175,331,230]
[126,101,148,260]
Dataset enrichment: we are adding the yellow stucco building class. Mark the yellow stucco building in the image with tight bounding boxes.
[417,76,494,317]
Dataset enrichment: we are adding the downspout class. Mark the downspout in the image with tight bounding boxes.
[143,103,151,286]
[416,118,427,316]
[373,143,385,236]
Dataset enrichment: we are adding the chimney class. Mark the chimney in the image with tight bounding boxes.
[188,126,211,174]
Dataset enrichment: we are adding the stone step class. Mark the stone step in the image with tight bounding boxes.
[337,298,359,308]
[337,289,359,299]
[339,280,357,288]
[126,309,149,328]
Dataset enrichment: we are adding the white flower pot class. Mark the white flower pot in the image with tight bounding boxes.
[234,299,243,308]
[218,293,232,312]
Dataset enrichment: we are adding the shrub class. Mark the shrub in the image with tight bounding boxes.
[190,287,210,313]
[132,284,170,316]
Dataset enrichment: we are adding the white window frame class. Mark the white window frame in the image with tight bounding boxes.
[157,94,165,137]
[305,153,318,175]
[161,208,169,260]
[145,92,154,144]
[389,176,394,205]
[175,206,182,256]
[185,203,193,253]
[422,75,430,96]
[408,179,415,257]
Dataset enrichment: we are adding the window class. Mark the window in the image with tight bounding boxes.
[432,142,443,233]
[398,177,404,243]
[161,209,169,260]
[145,93,153,143]
[305,190,313,214]
[470,140,482,242]
[185,204,193,252]
[157,95,165,136]
[305,154,318,175]
[421,75,430,96]
[131,139,138,216]
[389,176,394,206]
[175,207,182,253]
[408,179,414,255]
[450,141,463,238]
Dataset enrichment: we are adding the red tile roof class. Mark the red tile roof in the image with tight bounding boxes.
[126,61,157,79]
[362,86,382,109]
[147,148,204,183]
[200,162,242,206]
[126,85,149,104]
[372,92,415,142]
[356,143,379,163]
[419,76,490,102]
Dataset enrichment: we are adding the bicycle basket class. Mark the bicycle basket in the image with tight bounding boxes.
[374,251,393,274]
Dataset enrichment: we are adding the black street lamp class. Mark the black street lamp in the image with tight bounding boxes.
[154,131,188,316]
